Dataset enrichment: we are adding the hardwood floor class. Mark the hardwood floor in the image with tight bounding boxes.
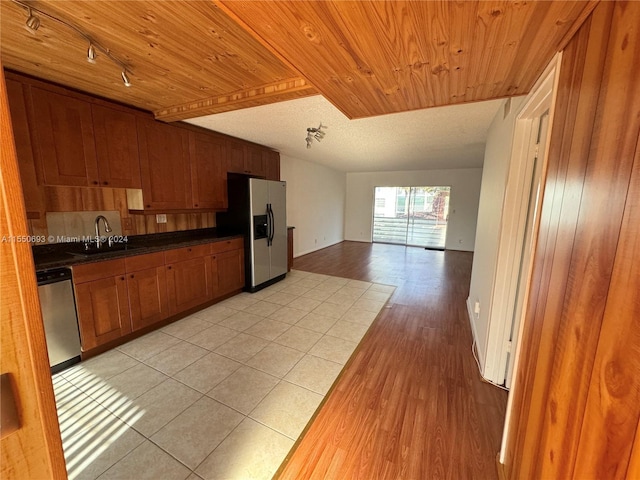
[277,241,507,480]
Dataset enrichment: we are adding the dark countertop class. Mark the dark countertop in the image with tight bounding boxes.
[33,228,244,271]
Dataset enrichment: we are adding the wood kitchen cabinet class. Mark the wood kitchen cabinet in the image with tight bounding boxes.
[245,145,267,177]
[92,104,142,188]
[165,244,213,314]
[265,150,280,181]
[228,141,270,178]
[211,237,245,296]
[73,259,131,351]
[30,86,99,187]
[70,238,244,354]
[189,131,228,210]
[138,118,192,210]
[215,249,245,296]
[125,252,168,331]
[5,77,44,217]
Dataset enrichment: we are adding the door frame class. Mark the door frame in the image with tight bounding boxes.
[496,54,562,462]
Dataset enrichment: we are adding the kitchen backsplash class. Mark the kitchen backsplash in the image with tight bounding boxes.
[26,185,216,244]
[46,211,122,242]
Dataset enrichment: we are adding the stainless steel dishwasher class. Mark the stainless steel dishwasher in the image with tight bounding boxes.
[37,268,82,373]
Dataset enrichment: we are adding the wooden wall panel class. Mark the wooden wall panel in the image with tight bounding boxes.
[505,1,640,478]
[573,123,640,479]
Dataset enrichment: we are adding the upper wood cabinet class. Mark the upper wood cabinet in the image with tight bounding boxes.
[228,141,273,178]
[189,131,227,210]
[264,150,280,181]
[30,87,99,186]
[227,140,246,174]
[137,118,192,210]
[246,145,267,177]
[5,78,44,216]
[92,104,142,188]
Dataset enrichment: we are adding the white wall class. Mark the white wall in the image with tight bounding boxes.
[467,97,526,367]
[344,168,483,251]
[280,154,346,257]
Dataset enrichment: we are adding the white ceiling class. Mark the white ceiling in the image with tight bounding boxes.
[186,95,506,173]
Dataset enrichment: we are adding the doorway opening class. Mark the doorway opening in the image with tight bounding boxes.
[372,186,450,249]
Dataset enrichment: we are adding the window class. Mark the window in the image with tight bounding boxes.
[373,186,451,249]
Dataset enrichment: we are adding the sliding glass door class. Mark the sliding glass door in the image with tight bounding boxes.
[373,186,450,249]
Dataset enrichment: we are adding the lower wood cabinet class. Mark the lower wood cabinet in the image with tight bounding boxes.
[216,249,244,296]
[166,256,212,315]
[73,260,131,351]
[126,252,168,331]
[73,238,245,353]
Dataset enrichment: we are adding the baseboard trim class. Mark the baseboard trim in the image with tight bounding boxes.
[294,239,344,258]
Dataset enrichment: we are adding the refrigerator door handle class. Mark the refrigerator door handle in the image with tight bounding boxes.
[269,204,275,245]
[267,204,273,246]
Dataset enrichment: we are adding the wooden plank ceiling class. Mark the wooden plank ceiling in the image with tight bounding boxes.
[0,0,317,120]
[1,1,597,122]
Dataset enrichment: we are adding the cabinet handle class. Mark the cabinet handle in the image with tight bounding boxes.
[167,266,172,270]
[103,181,109,186]
[194,204,198,207]
[146,205,151,208]
[120,276,125,281]
[130,274,134,279]
[93,180,99,185]
[188,248,192,252]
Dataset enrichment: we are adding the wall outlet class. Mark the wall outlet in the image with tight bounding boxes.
[458,239,464,244]
[474,300,481,315]
[156,214,167,224]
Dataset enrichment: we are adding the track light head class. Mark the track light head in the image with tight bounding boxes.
[25,7,40,31]
[121,70,132,87]
[87,44,96,63]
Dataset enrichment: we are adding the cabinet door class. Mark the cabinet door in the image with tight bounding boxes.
[246,146,267,177]
[5,78,44,216]
[127,267,168,331]
[75,276,131,351]
[92,104,142,188]
[216,249,245,297]
[166,256,212,315]
[265,150,280,181]
[227,140,246,174]
[138,118,191,210]
[30,87,98,186]
[189,132,227,209]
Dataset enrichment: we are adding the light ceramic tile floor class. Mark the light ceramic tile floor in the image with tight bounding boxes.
[53,270,394,480]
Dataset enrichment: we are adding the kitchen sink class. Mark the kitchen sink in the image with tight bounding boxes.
[68,242,142,257]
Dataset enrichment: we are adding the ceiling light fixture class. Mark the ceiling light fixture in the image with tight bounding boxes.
[12,0,133,87]
[25,7,40,31]
[306,123,327,149]
[87,43,96,64]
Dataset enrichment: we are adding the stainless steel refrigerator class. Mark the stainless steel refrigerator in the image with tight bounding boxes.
[217,176,287,292]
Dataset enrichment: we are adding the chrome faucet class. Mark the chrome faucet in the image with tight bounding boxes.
[94,215,112,248]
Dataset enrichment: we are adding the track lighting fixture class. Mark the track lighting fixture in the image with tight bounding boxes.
[12,0,132,87]
[87,44,96,64]
[121,71,131,87]
[25,7,40,31]
[306,123,327,149]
